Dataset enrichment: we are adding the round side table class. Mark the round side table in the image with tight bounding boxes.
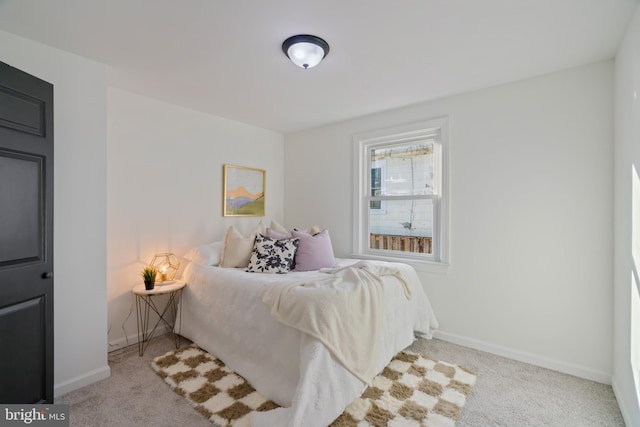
[132,280,186,356]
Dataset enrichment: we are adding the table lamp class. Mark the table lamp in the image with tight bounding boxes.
[149,253,180,282]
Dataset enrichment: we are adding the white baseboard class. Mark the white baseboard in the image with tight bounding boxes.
[54,365,111,398]
[611,378,630,426]
[107,323,172,353]
[55,324,173,397]
[433,330,612,384]
[611,375,640,426]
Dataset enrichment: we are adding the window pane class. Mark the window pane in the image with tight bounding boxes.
[370,167,382,209]
[369,199,433,255]
[370,141,434,196]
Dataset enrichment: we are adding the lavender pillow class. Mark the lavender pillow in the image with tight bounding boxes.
[291,229,337,271]
[266,228,291,240]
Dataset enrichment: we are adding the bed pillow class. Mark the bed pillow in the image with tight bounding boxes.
[268,220,322,239]
[220,221,265,268]
[184,241,224,266]
[269,220,290,235]
[291,228,337,271]
[267,219,293,240]
[309,225,322,235]
[293,225,322,235]
[266,228,291,240]
[246,233,299,274]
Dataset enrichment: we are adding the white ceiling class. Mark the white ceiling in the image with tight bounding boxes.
[0,0,636,133]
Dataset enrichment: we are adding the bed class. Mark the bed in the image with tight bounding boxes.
[175,250,438,427]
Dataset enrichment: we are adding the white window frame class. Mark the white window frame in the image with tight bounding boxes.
[352,117,450,273]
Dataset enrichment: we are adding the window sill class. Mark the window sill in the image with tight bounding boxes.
[348,253,450,275]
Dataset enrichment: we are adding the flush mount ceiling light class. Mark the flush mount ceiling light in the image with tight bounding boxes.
[282,34,330,69]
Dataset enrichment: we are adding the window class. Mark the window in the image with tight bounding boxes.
[353,118,449,269]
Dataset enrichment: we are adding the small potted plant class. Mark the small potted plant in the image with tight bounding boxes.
[142,267,157,290]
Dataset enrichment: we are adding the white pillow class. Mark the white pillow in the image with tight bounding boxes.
[220,221,265,268]
[184,241,224,266]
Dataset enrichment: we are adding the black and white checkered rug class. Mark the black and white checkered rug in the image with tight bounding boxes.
[152,344,476,427]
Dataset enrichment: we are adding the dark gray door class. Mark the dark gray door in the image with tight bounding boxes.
[0,61,54,403]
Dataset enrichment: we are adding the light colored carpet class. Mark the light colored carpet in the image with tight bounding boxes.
[405,339,625,427]
[56,334,625,426]
[151,344,475,426]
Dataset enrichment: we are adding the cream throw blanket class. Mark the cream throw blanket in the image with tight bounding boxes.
[259,261,412,383]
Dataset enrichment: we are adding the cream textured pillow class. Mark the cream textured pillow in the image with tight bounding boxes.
[269,219,323,237]
[269,220,289,235]
[220,221,265,268]
[309,225,321,235]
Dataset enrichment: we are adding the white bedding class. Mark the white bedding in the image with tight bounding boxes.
[176,258,438,427]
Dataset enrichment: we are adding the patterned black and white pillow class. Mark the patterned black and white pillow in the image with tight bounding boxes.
[246,233,299,274]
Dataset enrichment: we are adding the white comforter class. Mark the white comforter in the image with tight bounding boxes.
[176,258,438,427]
[260,260,415,383]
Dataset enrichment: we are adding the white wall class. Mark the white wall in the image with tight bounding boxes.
[0,30,110,395]
[613,6,640,425]
[106,87,284,348]
[285,60,614,383]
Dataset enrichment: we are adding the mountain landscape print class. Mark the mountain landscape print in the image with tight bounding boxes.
[224,164,265,216]
[226,185,264,210]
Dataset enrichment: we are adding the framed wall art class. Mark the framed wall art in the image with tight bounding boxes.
[223,164,266,217]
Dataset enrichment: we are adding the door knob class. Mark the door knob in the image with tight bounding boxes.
[41,272,53,279]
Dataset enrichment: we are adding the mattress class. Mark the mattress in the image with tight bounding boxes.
[176,258,438,427]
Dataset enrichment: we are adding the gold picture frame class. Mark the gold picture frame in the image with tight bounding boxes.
[223,164,266,217]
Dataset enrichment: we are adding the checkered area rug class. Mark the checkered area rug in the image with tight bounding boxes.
[152,344,476,427]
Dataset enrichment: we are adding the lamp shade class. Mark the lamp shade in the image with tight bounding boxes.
[149,253,180,282]
[282,34,330,69]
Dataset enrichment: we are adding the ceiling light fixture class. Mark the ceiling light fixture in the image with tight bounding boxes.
[282,34,330,69]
